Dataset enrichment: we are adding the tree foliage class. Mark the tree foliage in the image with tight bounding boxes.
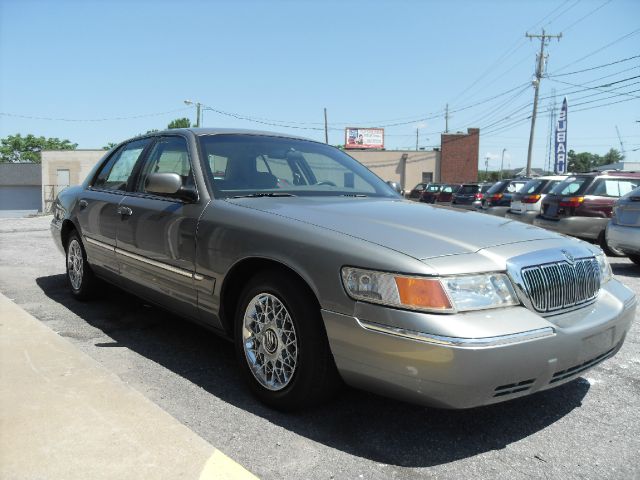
[567,148,625,173]
[167,118,191,129]
[103,142,118,151]
[0,134,77,163]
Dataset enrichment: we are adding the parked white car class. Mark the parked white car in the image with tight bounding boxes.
[505,175,567,224]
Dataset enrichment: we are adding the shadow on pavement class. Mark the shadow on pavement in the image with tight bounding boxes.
[611,261,640,278]
[36,273,589,468]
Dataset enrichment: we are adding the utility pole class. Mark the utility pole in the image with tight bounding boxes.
[485,155,490,177]
[324,108,328,144]
[445,104,450,133]
[416,128,419,151]
[500,148,507,179]
[196,103,201,128]
[525,29,562,177]
[615,125,626,158]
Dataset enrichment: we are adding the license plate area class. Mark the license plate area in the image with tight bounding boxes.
[580,327,614,362]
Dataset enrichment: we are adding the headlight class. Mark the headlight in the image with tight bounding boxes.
[595,253,612,284]
[341,267,519,313]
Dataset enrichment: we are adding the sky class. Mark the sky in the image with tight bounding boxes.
[1,0,639,171]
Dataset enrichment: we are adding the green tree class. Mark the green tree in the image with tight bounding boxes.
[103,142,118,151]
[601,148,624,166]
[567,150,601,173]
[167,118,191,129]
[0,134,77,163]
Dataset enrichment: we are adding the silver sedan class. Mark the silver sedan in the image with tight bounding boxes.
[51,128,636,410]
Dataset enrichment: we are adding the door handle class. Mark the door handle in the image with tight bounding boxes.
[79,199,88,209]
[117,206,133,216]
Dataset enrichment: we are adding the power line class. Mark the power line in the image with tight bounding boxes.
[553,28,640,73]
[0,107,192,122]
[548,75,640,99]
[559,0,612,33]
[548,54,640,77]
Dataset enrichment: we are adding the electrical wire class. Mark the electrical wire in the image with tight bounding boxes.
[548,54,640,77]
[0,107,192,122]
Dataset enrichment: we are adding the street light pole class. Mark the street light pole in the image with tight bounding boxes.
[184,100,202,127]
[500,148,506,179]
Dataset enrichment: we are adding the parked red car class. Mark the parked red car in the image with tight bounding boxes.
[534,171,640,254]
[419,183,448,203]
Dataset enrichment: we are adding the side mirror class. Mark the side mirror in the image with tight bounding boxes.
[146,173,198,202]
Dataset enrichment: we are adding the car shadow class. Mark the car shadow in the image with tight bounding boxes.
[36,274,589,468]
[611,262,640,278]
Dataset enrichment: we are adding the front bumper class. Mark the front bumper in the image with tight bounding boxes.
[533,215,608,240]
[606,221,640,255]
[323,279,635,409]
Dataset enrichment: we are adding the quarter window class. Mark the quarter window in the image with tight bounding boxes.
[93,139,151,191]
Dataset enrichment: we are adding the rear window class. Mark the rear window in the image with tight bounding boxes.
[486,181,508,195]
[459,185,479,194]
[541,180,563,194]
[480,184,492,193]
[550,176,591,195]
[520,179,545,195]
[506,181,527,193]
[588,178,640,197]
[426,184,441,192]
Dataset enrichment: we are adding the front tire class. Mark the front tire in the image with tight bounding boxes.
[234,270,340,411]
[65,231,97,300]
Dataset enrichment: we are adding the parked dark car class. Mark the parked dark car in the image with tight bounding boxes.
[451,183,493,209]
[482,179,529,216]
[408,183,428,200]
[534,171,640,255]
[420,183,462,204]
[49,129,635,412]
[434,184,462,203]
[606,186,640,264]
[419,183,447,203]
[505,176,567,224]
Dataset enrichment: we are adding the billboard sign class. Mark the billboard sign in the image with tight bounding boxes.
[554,97,568,174]
[345,128,384,149]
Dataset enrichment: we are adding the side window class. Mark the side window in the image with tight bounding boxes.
[136,137,194,193]
[590,179,640,197]
[93,139,150,191]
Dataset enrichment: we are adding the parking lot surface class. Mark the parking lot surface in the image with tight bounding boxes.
[1,215,639,479]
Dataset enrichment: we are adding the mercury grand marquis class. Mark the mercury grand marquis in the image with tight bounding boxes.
[51,128,636,411]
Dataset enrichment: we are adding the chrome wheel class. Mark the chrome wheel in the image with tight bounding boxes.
[242,293,298,391]
[67,238,83,290]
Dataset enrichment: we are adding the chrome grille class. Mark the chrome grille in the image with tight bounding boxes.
[521,257,600,313]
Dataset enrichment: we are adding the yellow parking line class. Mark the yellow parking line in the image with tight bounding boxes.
[199,449,259,480]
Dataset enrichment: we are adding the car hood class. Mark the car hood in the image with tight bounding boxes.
[226,197,560,260]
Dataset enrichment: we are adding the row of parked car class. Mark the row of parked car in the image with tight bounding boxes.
[408,171,640,263]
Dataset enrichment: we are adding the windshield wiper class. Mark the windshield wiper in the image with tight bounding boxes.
[340,193,368,197]
[230,192,297,199]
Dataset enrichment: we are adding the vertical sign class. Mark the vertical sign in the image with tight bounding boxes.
[555,97,568,174]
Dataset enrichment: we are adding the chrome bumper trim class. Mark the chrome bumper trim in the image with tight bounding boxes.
[84,236,115,252]
[356,319,555,348]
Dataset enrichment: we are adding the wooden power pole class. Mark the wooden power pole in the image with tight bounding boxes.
[324,108,328,144]
[525,29,561,177]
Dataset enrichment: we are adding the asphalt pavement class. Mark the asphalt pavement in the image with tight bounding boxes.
[1,215,639,480]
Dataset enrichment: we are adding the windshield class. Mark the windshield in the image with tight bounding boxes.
[198,134,398,199]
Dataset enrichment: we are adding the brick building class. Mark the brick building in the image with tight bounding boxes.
[440,128,479,183]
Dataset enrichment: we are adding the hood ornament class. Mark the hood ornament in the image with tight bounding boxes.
[561,249,575,264]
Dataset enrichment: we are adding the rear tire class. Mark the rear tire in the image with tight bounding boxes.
[65,231,97,300]
[599,231,625,257]
[234,269,340,411]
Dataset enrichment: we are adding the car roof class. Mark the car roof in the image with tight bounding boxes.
[136,127,311,142]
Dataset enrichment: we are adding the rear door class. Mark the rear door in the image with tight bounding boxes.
[116,135,205,318]
[76,138,152,274]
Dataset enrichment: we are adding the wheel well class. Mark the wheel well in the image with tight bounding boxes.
[219,258,320,337]
[61,220,77,251]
